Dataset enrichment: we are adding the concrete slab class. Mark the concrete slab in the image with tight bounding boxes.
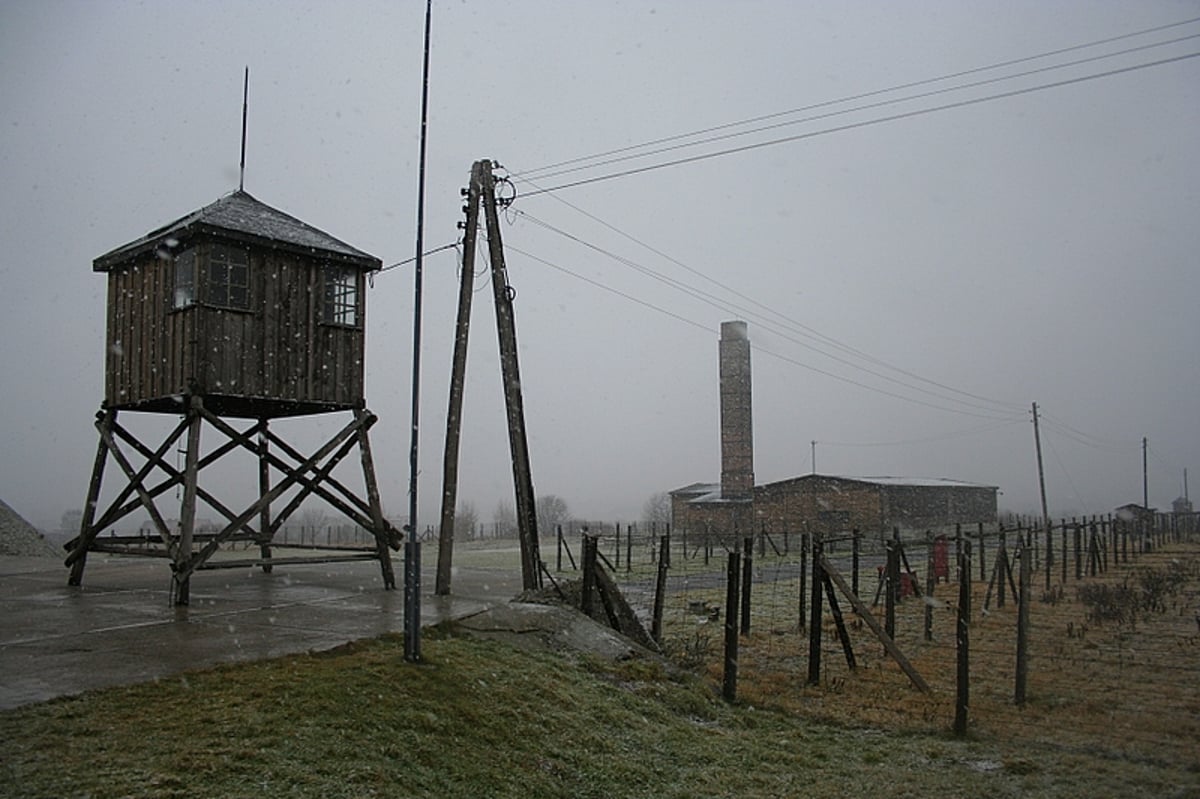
[0,552,522,710]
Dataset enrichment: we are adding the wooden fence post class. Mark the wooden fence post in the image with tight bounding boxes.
[885,537,898,641]
[651,534,669,645]
[798,532,808,631]
[723,551,740,702]
[581,533,597,617]
[740,536,753,636]
[807,533,824,686]
[1045,519,1053,593]
[851,528,861,597]
[1080,523,1089,578]
[924,531,935,642]
[978,521,987,582]
[955,541,972,736]
[1015,542,1031,706]
[1061,518,1068,584]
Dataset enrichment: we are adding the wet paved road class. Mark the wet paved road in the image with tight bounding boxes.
[0,553,522,710]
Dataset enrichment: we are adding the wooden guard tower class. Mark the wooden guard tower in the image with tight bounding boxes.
[65,190,402,604]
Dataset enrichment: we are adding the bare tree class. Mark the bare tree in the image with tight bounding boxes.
[455,501,479,540]
[492,501,517,538]
[299,506,328,545]
[535,494,570,533]
[60,509,83,536]
[642,491,672,526]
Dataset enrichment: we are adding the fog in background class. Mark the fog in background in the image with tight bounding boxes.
[1,1,1197,533]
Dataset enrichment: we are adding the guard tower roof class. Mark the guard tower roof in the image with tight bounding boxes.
[93,190,382,272]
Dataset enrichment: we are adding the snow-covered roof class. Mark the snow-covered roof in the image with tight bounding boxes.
[94,190,381,272]
[758,474,997,491]
[669,482,720,497]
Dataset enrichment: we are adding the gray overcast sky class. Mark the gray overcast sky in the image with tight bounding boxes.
[1,1,1198,531]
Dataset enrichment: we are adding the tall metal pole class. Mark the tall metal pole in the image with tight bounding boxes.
[405,0,433,662]
[239,67,249,191]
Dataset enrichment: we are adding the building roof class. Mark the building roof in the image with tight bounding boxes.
[758,474,998,491]
[669,482,720,497]
[94,190,382,272]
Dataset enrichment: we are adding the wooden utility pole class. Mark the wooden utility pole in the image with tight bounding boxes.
[1032,402,1051,534]
[435,161,484,595]
[1032,402,1052,590]
[1143,437,1149,509]
[435,160,541,593]
[480,165,542,590]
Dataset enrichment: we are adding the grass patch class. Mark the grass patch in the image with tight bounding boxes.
[3,625,1196,798]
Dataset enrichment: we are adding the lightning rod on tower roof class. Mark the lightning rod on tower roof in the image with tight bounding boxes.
[239,66,249,191]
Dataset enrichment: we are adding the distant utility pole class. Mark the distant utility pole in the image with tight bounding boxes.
[811,440,817,475]
[1032,402,1050,531]
[1032,402,1051,590]
[1143,437,1149,509]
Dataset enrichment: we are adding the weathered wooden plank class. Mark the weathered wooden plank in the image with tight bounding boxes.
[196,553,379,570]
[821,553,930,693]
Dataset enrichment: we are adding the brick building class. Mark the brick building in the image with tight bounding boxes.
[671,322,998,540]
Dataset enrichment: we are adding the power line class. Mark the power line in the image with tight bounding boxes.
[1042,426,1090,510]
[514,191,1027,416]
[516,15,1200,180]
[513,208,1024,418]
[818,420,1025,448]
[377,242,459,274]
[518,32,1200,185]
[1038,411,1138,453]
[505,240,1020,421]
[518,51,1200,198]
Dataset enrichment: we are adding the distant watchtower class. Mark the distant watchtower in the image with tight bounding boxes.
[66,190,401,604]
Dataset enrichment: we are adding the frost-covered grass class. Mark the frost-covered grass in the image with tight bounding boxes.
[3,625,1195,798]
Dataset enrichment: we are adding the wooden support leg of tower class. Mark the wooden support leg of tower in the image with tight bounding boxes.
[97,415,183,560]
[67,409,116,586]
[256,418,397,536]
[64,415,197,568]
[356,407,396,590]
[201,406,395,537]
[258,421,273,573]
[107,418,263,544]
[173,409,372,584]
[264,435,362,539]
[173,399,204,606]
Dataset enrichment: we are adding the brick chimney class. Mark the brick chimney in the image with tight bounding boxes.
[719,320,754,500]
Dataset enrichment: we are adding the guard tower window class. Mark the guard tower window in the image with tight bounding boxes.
[208,244,250,310]
[172,249,197,309]
[323,265,358,326]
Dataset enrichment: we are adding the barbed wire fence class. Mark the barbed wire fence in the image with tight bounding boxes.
[552,513,1200,766]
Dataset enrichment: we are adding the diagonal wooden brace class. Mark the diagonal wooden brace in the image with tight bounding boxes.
[174,412,368,581]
